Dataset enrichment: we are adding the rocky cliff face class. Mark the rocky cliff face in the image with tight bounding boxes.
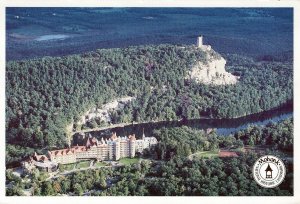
[187,47,238,85]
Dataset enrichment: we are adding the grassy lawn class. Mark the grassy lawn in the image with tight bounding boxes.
[191,151,219,159]
[119,157,140,165]
[229,147,245,153]
[94,161,107,167]
[61,163,76,171]
[76,161,90,169]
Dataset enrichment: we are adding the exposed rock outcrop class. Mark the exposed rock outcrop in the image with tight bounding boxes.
[187,46,239,86]
[77,96,135,125]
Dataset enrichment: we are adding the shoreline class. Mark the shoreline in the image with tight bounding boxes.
[71,101,293,137]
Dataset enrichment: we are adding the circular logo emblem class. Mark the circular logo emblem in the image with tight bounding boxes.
[253,155,286,188]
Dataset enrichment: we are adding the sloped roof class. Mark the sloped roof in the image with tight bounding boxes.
[33,152,49,162]
[111,132,118,140]
[265,164,273,172]
[128,134,136,141]
[86,137,98,148]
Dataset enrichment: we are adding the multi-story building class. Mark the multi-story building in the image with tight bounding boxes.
[22,152,58,172]
[22,132,158,171]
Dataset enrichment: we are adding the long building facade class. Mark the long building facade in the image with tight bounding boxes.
[22,133,158,171]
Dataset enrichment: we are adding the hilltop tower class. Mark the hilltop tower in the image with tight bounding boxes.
[197,35,203,47]
[142,128,145,140]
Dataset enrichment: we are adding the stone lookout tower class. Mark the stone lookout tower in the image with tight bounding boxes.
[197,35,203,47]
[196,35,211,51]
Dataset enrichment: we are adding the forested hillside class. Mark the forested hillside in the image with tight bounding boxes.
[6,44,293,165]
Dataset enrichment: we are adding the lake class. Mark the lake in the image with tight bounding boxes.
[72,103,293,145]
[35,34,69,41]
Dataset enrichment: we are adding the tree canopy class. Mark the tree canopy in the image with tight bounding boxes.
[6,44,293,165]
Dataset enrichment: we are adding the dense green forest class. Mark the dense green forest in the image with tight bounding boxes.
[152,118,293,160]
[5,155,293,196]
[6,119,293,196]
[6,44,293,165]
[152,127,220,160]
[234,118,293,152]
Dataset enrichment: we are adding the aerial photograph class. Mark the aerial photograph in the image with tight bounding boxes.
[5,8,293,196]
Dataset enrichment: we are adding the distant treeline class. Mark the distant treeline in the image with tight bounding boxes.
[255,50,293,62]
[6,44,293,165]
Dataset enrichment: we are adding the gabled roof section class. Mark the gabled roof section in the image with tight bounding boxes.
[265,164,273,172]
[128,134,136,141]
[111,132,118,140]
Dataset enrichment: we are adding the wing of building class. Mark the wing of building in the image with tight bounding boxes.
[22,132,158,172]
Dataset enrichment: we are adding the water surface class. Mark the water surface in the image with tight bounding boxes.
[72,103,293,145]
[35,34,69,41]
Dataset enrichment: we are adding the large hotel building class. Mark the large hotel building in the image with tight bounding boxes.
[22,133,157,171]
